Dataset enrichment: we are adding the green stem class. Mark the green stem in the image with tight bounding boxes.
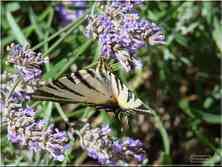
[90,2,97,16]
[44,7,54,52]
[42,27,74,57]
[32,14,87,51]
[152,112,171,155]
[54,109,83,122]
[54,103,69,123]
[55,39,93,79]
[5,78,22,107]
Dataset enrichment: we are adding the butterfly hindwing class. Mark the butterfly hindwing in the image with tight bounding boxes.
[110,72,153,115]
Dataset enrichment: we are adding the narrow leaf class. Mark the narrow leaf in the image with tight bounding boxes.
[6,12,28,45]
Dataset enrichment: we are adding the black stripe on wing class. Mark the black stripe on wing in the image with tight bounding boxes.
[52,80,66,89]
[127,90,133,102]
[32,90,72,102]
[74,71,101,93]
[66,74,76,84]
[118,78,124,90]
[96,59,110,80]
[86,69,95,78]
[53,80,84,97]
[86,69,103,85]
[32,90,95,104]
[113,75,120,96]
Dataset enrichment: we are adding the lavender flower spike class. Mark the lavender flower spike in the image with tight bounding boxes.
[7,43,48,67]
[85,1,165,72]
[79,123,147,165]
[3,43,68,161]
[56,1,87,26]
[7,43,48,84]
[7,106,69,161]
[113,137,146,163]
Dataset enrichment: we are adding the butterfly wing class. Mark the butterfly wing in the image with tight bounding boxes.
[32,68,114,105]
[33,59,153,115]
[110,71,154,115]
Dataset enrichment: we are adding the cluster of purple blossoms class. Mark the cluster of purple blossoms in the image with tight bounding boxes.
[6,107,69,161]
[86,1,165,72]
[56,1,87,26]
[0,73,31,104]
[78,123,147,165]
[1,43,69,161]
[7,43,48,84]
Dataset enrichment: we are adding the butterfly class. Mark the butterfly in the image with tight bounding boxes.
[32,59,154,115]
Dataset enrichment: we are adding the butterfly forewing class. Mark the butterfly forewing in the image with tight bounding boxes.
[33,69,114,105]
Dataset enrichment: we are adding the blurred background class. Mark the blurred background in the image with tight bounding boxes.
[1,1,221,166]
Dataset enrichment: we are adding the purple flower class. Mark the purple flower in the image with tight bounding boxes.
[112,138,145,162]
[79,123,147,165]
[0,77,30,103]
[7,43,48,84]
[28,141,41,152]
[106,0,143,17]
[86,1,165,72]
[99,32,143,71]
[11,90,31,103]
[45,128,69,161]
[6,105,69,161]
[56,1,87,26]
[2,49,45,104]
[4,43,68,161]
[16,66,42,82]
[0,100,5,113]
[100,124,112,135]
[7,43,48,67]
[7,126,26,144]
[86,15,113,39]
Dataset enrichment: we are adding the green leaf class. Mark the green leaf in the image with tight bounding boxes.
[6,12,28,45]
[164,48,175,60]
[5,2,20,12]
[198,111,222,124]
[33,12,88,51]
[55,103,69,123]
[44,102,53,122]
[153,112,171,156]
[2,8,50,47]
[43,58,68,80]
[81,107,95,119]
[192,123,219,153]
[160,152,172,165]
[179,99,195,118]
[55,39,93,79]
[203,97,213,109]
[175,33,188,47]
[100,112,112,125]
[213,18,222,55]
[29,7,44,40]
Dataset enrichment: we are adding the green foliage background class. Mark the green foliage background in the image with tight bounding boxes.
[1,1,221,166]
